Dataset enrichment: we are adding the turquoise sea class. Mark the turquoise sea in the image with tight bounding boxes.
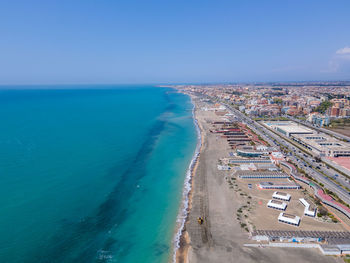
[0,86,197,263]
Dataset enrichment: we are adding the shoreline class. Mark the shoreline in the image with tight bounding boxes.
[172,92,202,263]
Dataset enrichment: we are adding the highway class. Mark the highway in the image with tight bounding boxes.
[220,101,350,205]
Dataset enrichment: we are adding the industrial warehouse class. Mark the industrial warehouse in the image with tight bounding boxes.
[262,121,314,137]
[292,133,350,157]
[262,120,350,157]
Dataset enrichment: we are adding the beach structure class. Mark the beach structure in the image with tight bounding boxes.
[238,163,257,171]
[272,191,291,201]
[299,198,317,217]
[236,146,268,157]
[223,132,245,136]
[228,139,252,144]
[269,151,285,164]
[319,245,342,255]
[257,182,301,190]
[255,163,279,171]
[278,212,300,226]
[252,230,350,242]
[236,171,289,179]
[217,165,231,170]
[267,200,287,211]
[212,121,234,125]
[251,230,350,255]
[211,128,240,133]
[229,158,272,164]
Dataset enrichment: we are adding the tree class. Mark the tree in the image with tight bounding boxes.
[319,207,328,216]
[314,101,332,114]
[273,98,283,105]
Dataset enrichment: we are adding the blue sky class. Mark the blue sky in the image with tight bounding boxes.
[1,0,350,84]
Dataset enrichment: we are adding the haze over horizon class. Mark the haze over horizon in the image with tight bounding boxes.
[1,0,350,85]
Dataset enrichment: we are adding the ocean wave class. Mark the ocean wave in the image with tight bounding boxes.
[172,95,202,263]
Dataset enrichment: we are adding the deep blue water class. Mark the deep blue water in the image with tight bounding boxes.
[0,86,197,263]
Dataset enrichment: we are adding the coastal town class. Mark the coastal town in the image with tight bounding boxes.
[174,83,350,263]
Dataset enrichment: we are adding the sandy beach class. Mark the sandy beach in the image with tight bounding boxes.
[176,94,341,263]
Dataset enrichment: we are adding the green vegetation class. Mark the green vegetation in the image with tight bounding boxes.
[315,198,321,206]
[240,223,247,228]
[253,116,289,121]
[314,100,332,114]
[329,214,338,223]
[318,207,328,216]
[296,116,306,121]
[343,255,350,263]
[273,98,283,104]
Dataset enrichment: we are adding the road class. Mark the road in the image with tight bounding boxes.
[219,101,350,205]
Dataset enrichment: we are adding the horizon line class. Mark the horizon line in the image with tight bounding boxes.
[0,79,350,87]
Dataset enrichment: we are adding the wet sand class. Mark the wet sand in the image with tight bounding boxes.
[176,94,341,263]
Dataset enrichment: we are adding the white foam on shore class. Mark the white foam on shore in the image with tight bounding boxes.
[172,95,202,263]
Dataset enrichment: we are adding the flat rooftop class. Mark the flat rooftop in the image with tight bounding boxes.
[308,204,316,211]
[264,121,313,135]
[293,133,350,152]
[270,200,283,205]
[281,213,298,219]
[275,191,288,196]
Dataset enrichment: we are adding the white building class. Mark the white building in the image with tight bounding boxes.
[272,191,291,201]
[278,212,300,226]
[263,121,313,137]
[267,200,287,210]
[299,198,317,217]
